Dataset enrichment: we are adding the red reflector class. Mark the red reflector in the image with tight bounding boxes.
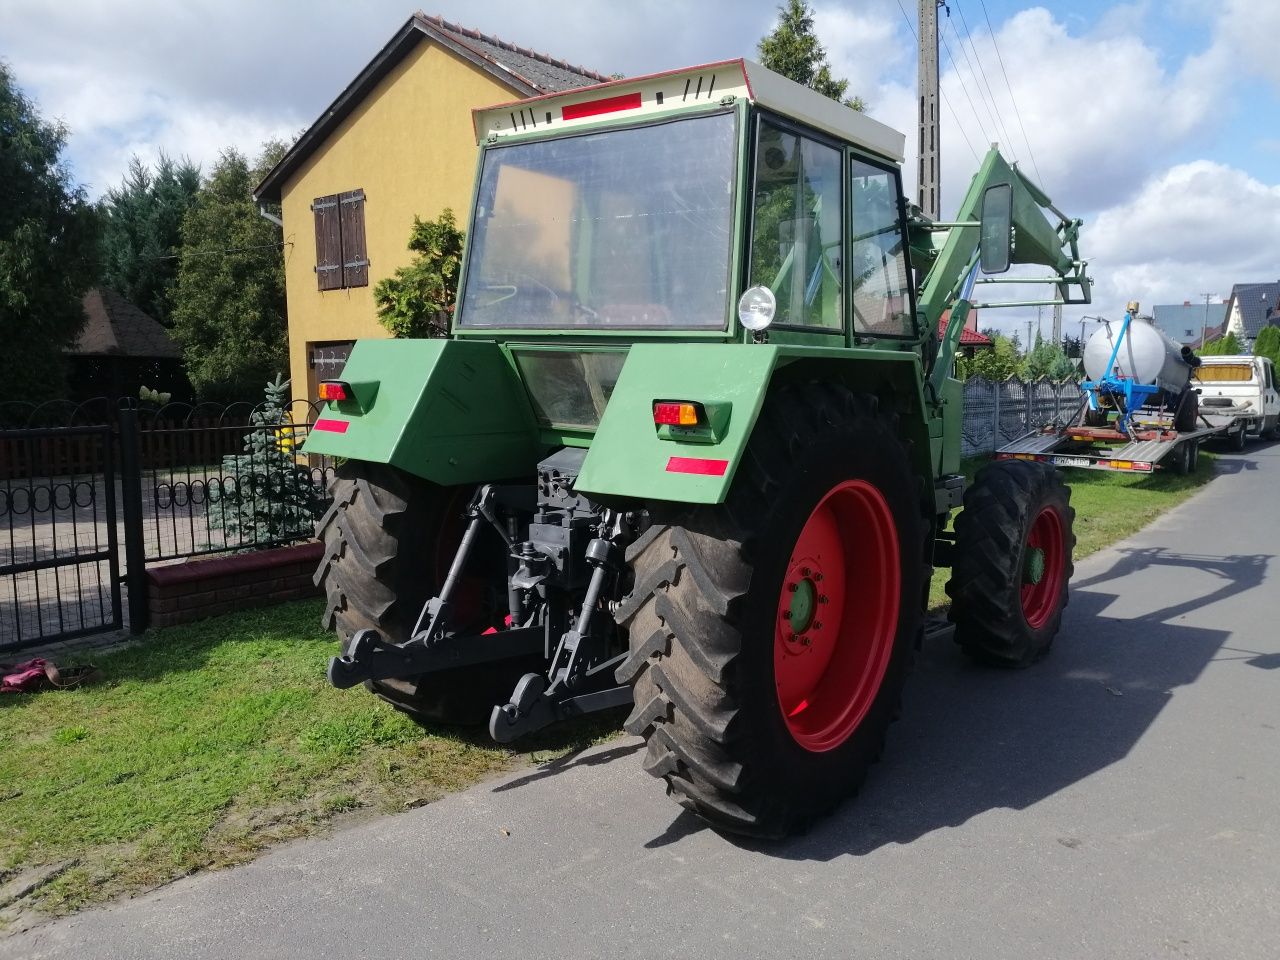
[665,456,728,476]
[314,418,349,434]
[561,91,642,121]
[318,380,350,401]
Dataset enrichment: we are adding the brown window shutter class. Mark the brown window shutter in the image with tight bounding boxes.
[312,195,343,291]
[339,189,369,288]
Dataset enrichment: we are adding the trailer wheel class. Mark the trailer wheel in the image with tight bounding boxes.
[615,384,924,838]
[1229,425,1247,452]
[1169,441,1192,476]
[946,460,1075,668]
[315,461,541,724]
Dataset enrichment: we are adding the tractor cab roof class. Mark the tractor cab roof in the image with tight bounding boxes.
[472,58,906,164]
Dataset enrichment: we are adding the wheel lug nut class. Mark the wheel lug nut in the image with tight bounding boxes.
[813,622,823,630]
[819,595,828,604]
[801,567,811,576]
[782,610,792,619]
[814,573,823,582]
[788,583,798,593]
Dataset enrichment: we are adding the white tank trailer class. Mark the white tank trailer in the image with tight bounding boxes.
[1083,313,1193,398]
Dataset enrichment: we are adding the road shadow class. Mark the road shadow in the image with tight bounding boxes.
[642,546,1270,859]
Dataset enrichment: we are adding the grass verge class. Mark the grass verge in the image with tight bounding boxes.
[2,452,1217,923]
[0,602,614,921]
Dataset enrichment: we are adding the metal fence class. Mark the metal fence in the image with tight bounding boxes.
[960,377,1084,457]
[1,398,335,651]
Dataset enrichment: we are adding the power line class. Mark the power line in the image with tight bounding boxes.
[952,0,1019,160]
[940,10,1002,154]
[146,240,290,262]
[977,0,1045,186]
[937,29,992,146]
[894,0,980,162]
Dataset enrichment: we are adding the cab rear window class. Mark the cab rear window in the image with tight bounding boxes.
[1194,364,1254,383]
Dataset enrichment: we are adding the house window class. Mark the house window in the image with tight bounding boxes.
[313,190,368,290]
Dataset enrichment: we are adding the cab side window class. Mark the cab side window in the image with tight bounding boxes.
[748,119,843,330]
[849,157,913,337]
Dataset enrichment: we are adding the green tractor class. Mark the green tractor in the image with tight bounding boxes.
[307,59,1092,837]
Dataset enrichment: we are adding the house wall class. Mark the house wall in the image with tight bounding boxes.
[278,40,517,402]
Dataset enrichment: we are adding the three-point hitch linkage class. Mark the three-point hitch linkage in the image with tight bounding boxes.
[327,449,634,741]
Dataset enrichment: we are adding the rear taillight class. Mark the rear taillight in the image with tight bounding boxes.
[653,401,703,426]
[318,380,351,402]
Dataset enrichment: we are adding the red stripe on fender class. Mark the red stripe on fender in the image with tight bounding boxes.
[561,92,642,121]
[313,418,350,433]
[665,456,728,476]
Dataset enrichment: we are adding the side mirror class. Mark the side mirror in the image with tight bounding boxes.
[979,183,1012,274]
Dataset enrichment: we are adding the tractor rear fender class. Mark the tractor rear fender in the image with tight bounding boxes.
[301,338,542,486]
[575,343,930,505]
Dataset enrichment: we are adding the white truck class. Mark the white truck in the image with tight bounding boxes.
[1192,354,1280,448]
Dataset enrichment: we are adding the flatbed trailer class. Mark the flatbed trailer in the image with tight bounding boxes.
[997,406,1249,475]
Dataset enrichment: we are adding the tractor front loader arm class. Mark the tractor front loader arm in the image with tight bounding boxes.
[916,147,1091,399]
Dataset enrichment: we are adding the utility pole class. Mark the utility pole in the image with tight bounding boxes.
[1200,292,1213,348]
[1052,303,1063,346]
[1025,320,1034,353]
[917,0,941,219]
[1036,305,1043,344]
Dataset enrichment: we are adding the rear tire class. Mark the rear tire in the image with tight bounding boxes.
[315,461,541,725]
[615,384,924,838]
[946,460,1075,668]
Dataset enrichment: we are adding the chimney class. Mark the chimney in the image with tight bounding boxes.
[1183,300,1190,306]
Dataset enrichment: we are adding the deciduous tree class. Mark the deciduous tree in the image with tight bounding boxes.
[0,63,97,402]
[170,142,288,401]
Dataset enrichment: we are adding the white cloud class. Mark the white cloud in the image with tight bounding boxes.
[1087,161,1280,312]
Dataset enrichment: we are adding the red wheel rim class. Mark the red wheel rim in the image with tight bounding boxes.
[1020,506,1065,629]
[773,479,900,753]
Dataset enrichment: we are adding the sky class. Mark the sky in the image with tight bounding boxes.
[2,0,1279,340]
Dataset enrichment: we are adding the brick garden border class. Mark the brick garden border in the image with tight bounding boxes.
[146,541,323,628]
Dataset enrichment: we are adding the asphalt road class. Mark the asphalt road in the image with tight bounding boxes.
[7,444,1280,960]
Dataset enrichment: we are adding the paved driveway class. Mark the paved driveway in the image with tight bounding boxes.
[6,445,1279,960]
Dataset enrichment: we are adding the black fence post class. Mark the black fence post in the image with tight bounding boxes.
[118,406,149,633]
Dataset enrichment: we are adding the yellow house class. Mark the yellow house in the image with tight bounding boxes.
[253,13,606,404]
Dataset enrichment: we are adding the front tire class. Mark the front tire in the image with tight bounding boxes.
[946,460,1075,667]
[615,384,924,837]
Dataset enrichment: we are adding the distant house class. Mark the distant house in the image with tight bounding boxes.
[1152,301,1228,347]
[65,288,188,402]
[252,13,608,403]
[1223,281,1280,351]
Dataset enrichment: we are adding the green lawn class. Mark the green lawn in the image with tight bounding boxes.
[1,452,1217,922]
[0,605,612,920]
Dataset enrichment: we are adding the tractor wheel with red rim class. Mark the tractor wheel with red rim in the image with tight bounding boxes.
[315,461,543,724]
[945,460,1075,668]
[615,383,924,838]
